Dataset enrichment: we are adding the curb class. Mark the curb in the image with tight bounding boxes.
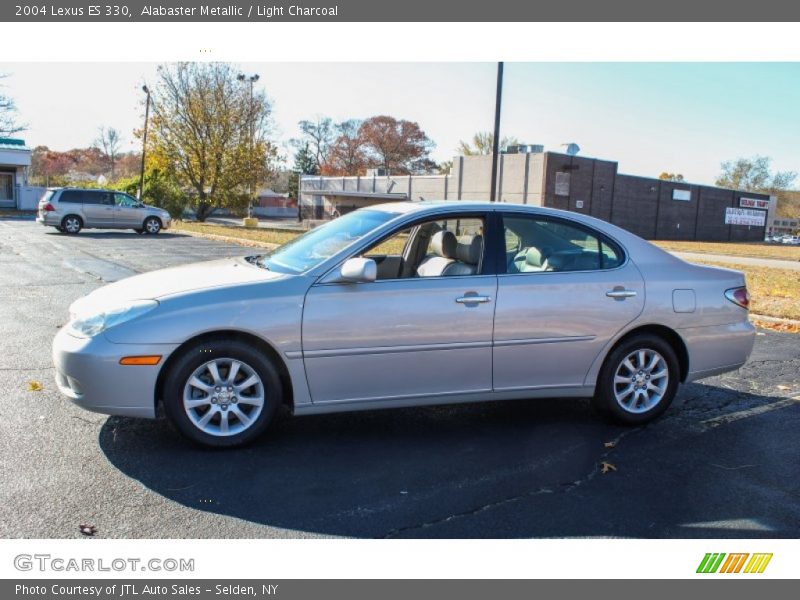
[173,228,279,250]
[750,314,800,327]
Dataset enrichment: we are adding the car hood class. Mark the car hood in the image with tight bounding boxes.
[69,257,280,315]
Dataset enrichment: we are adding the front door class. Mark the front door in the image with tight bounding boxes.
[113,193,142,227]
[493,213,645,392]
[0,172,14,207]
[301,214,496,405]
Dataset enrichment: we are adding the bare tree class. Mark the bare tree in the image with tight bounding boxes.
[294,116,334,173]
[94,126,122,179]
[0,74,25,137]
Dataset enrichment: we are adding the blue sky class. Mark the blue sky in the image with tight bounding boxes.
[2,62,797,185]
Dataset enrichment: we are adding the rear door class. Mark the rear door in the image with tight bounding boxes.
[493,213,645,392]
[81,190,115,227]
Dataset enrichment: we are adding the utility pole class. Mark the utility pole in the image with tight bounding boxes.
[138,85,151,200]
[489,62,504,202]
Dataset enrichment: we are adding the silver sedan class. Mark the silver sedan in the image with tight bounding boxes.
[52,201,755,447]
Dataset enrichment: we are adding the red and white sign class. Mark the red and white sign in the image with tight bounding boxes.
[739,197,770,210]
[725,207,766,226]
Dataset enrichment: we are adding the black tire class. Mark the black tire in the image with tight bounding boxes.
[55,226,65,233]
[592,334,679,425]
[162,339,282,448]
[134,228,144,234]
[61,215,82,234]
[143,216,162,234]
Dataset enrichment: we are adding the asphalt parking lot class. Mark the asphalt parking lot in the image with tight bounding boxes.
[1,217,799,539]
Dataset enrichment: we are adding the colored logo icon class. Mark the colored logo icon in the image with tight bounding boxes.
[697,553,773,574]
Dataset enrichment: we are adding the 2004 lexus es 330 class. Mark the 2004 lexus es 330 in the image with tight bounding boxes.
[53,201,755,447]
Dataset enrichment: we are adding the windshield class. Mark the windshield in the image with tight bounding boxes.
[259,209,399,274]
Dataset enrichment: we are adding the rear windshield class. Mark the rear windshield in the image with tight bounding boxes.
[40,190,55,204]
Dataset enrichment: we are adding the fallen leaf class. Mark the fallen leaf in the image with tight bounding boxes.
[28,381,43,392]
[79,524,97,536]
[777,385,791,390]
[600,461,617,474]
[604,441,617,448]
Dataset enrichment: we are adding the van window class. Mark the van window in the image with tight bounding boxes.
[59,190,82,204]
[83,191,114,205]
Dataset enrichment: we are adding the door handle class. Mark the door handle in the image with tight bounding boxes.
[455,295,492,304]
[606,288,637,299]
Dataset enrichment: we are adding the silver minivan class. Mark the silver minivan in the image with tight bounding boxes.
[36,188,172,234]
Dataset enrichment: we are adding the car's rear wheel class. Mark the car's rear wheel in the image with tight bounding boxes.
[143,216,162,234]
[162,340,281,447]
[592,334,679,424]
[61,215,82,234]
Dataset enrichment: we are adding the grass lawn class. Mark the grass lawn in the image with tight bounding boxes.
[654,240,800,262]
[173,221,300,247]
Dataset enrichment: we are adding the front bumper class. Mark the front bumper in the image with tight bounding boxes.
[52,326,179,419]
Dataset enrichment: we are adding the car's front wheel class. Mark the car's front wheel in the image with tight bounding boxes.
[143,216,162,234]
[162,340,281,447]
[592,334,679,424]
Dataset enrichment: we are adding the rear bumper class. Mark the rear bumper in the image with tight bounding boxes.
[36,214,59,227]
[680,320,756,382]
[52,326,178,419]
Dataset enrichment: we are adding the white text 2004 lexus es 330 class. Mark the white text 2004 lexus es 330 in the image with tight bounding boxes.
[53,201,755,447]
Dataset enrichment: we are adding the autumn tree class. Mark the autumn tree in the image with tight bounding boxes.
[359,115,435,174]
[715,155,796,194]
[148,62,278,221]
[0,74,24,137]
[322,119,367,175]
[458,131,519,156]
[658,172,685,182]
[94,126,122,179]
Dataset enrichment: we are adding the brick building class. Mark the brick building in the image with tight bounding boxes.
[300,150,774,242]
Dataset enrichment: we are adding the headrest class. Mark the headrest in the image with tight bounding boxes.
[526,247,544,267]
[456,235,483,265]
[430,230,457,259]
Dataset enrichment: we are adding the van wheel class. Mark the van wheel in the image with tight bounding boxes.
[592,334,679,425]
[143,217,161,234]
[162,340,282,448]
[61,215,82,234]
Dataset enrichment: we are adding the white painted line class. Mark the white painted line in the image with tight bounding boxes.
[698,396,800,431]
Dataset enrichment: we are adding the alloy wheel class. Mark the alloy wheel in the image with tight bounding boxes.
[182,358,265,436]
[612,348,669,414]
[145,218,161,234]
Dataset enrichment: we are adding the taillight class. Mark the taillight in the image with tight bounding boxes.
[43,203,55,212]
[725,286,750,310]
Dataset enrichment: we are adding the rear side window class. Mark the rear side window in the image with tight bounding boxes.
[59,190,81,204]
[83,191,114,205]
[503,215,624,273]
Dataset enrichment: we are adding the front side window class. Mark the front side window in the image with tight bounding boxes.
[361,215,486,280]
[503,215,623,273]
[83,191,114,205]
[114,193,138,207]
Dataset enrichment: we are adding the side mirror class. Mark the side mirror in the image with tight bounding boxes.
[334,257,377,283]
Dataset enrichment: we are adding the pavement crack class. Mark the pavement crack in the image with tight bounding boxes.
[381,427,644,538]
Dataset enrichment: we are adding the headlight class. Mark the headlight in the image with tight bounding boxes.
[68,300,158,338]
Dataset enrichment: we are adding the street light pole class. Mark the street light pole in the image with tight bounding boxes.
[489,62,504,202]
[138,85,151,200]
[238,73,259,219]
